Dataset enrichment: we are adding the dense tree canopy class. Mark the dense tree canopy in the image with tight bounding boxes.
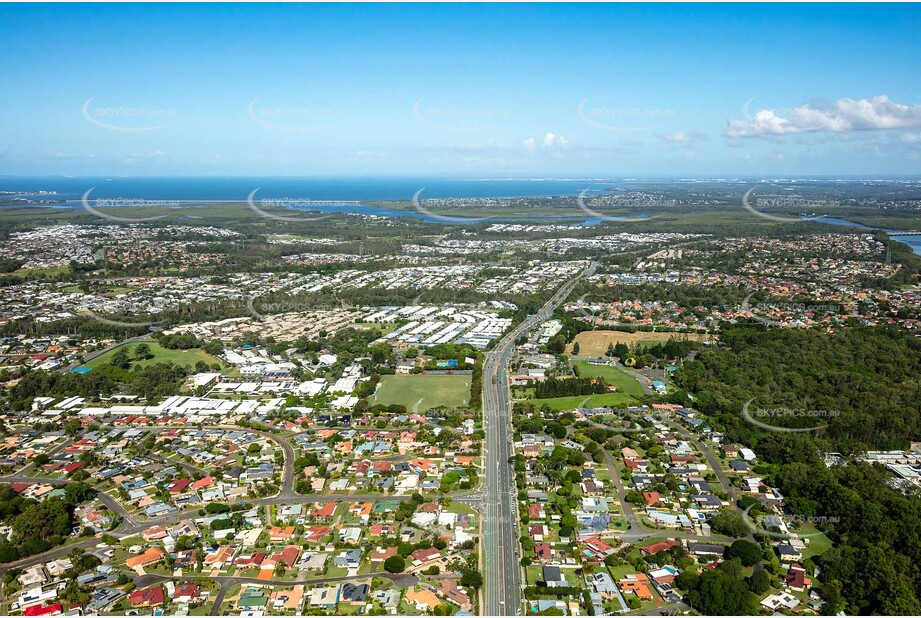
[677,324,921,613]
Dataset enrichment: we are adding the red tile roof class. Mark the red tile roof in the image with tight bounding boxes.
[24,604,63,616]
[129,586,165,607]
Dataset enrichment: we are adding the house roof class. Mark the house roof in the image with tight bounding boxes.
[125,546,165,569]
[406,587,441,610]
[129,586,165,607]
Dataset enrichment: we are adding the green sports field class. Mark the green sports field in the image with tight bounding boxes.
[82,341,222,371]
[530,392,637,411]
[372,374,472,412]
[573,360,645,398]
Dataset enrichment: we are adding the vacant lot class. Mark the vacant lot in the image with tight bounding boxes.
[572,360,645,398]
[83,341,222,370]
[530,392,636,411]
[567,330,714,357]
[372,374,472,412]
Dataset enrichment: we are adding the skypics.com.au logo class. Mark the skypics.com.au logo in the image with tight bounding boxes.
[411,190,502,224]
[741,399,839,434]
[569,292,659,327]
[246,295,349,321]
[742,293,846,327]
[412,99,510,132]
[81,98,177,132]
[577,189,669,222]
[81,189,171,223]
[742,187,838,223]
[247,99,340,132]
[77,307,164,330]
[577,98,674,132]
[246,189,348,222]
[742,504,839,540]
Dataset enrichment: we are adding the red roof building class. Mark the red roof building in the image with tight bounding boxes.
[173,583,202,602]
[191,476,214,491]
[410,547,441,564]
[236,552,266,567]
[167,478,191,494]
[24,604,63,616]
[129,586,165,607]
[312,502,337,520]
[642,491,661,506]
[641,539,680,555]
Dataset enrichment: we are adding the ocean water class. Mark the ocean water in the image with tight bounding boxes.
[1,178,917,253]
[0,176,627,202]
[0,176,644,225]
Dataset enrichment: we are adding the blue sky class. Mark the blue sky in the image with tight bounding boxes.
[1,3,920,177]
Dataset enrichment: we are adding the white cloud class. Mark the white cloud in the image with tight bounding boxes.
[656,131,708,145]
[728,96,921,138]
[53,152,97,160]
[542,132,568,148]
[658,132,691,143]
[523,132,568,150]
[123,150,169,165]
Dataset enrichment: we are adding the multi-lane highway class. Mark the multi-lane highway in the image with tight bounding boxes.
[483,262,595,616]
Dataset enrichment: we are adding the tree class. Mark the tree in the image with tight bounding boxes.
[63,420,82,436]
[383,555,405,573]
[460,568,483,589]
[134,343,152,360]
[110,348,132,370]
[13,498,73,541]
[726,539,762,566]
[572,342,580,355]
[709,508,750,538]
[748,568,772,594]
[625,490,646,505]
[685,567,759,615]
[818,579,844,615]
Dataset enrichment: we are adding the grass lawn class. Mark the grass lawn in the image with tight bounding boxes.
[608,564,640,579]
[594,465,612,482]
[372,373,472,411]
[324,565,350,578]
[82,341,222,371]
[12,264,71,278]
[525,565,543,585]
[567,330,714,357]
[445,502,478,517]
[528,392,636,411]
[398,599,422,615]
[573,360,645,398]
[798,522,834,557]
